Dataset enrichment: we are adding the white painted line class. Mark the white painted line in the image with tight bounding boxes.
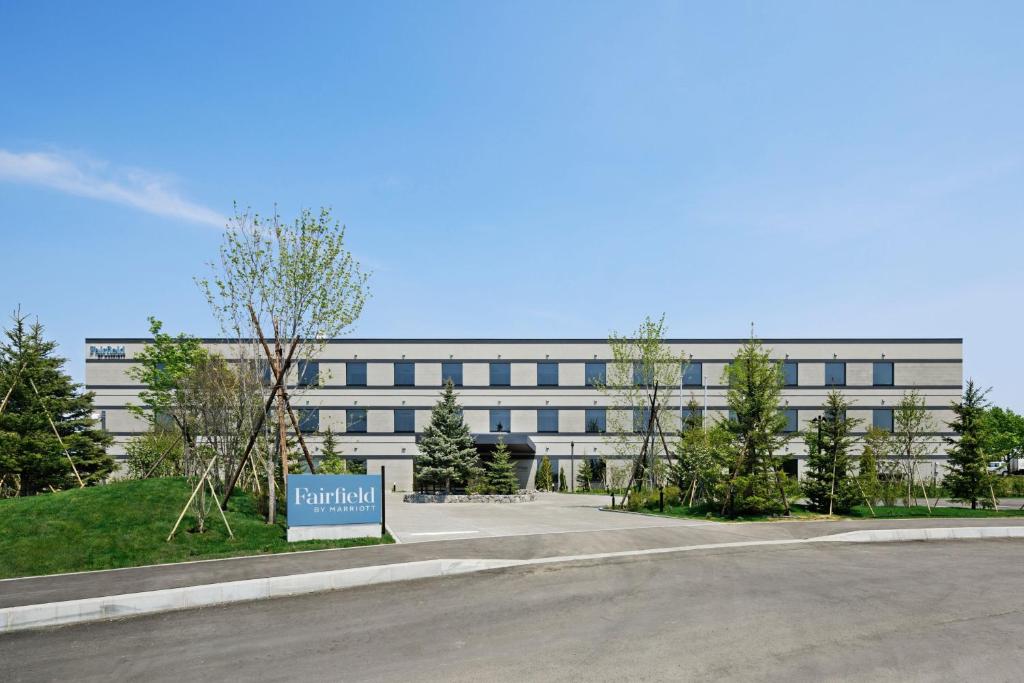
[407,531,481,537]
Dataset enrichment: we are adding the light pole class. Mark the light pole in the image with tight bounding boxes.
[570,441,575,493]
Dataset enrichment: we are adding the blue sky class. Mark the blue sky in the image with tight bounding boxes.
[1,1,1022,408]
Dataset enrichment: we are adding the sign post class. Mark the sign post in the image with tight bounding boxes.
[287,473,383,542]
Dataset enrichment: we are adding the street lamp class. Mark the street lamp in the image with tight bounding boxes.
[570,441,575,493]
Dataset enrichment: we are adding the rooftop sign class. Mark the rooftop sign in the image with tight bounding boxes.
[89,345,126,359]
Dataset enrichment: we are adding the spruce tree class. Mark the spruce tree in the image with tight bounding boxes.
[804,391,861,514]
[415,379,479,492]
[0,313,113,494]
[485,437,519,494]
[720,337,793,517]
[857,428,885,507]
[317,428,347,474]
[535,454,553,491]
[558,466,567,492]
[944,380,992,509]
[576,459,593,491]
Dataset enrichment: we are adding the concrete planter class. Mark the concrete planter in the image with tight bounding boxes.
[403,491,536,504]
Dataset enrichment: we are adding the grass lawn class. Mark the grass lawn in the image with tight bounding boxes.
[617,501,1024,522]
[0,477,391,579]
[849,505,1024,519]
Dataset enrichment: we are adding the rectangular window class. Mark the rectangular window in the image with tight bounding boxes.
[633,407,652,433]
[873,361,894,386]
[489,408,511,433]
[297,360,319,388]
[394,361,415,387]
[824,361,846,386]
[537,362,559,386]
[490,362,510,387]
[155,410,176,431]
[346,362,367,387]
[782,408,798,433]
[297,408,319,433]
[633,362,650,386]
[585,362,606,388]
[441,361,463,387]
[585,408,607,434]
[873,408,894,432]
[394,408,415,433]
[260,362,274,386]
[783,361,798,387]
[537,408,559,433]
[346,408,367,433]
[682,362,702,386]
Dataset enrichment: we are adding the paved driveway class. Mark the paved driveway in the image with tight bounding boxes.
[385,491,712,543]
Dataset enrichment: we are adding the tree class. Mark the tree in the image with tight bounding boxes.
[485,437,519,494]
[415,380,479,492]
[803,391,862,514]
[558,466,567,492]
[535,454,553,491]
[125,429,183,479]
[317,428,347,474]
[982,406,1024,476]
[605,461,629,508]
[199,205,370,518]
[576,459,593,492]
[599,315,689,490]
[0,312,113,495]
[672,405,730,508]
[719,336,793,517]
[944,380,993,509]
[857,427,889,507]
[893,390,936,505]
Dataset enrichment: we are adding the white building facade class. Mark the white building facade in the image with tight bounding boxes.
[85,338,963,491]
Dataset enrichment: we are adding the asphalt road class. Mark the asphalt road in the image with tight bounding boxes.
[3,539,1022,682]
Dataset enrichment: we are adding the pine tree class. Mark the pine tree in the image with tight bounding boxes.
[558,466,567,492]
[857,428,885,507]
[535,454,553,491]
[719,337,793,517]
[317,428,347,474]
[804,391,862,514]
[576,459,593,492]
[0,312,114,494]
[415,379,479,492]
[485,437,519,494]
[944,380,992,509]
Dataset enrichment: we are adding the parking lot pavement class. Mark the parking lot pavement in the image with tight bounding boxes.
[385,491,715,543]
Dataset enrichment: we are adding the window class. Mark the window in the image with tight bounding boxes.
[537,408,559,433]
[260,362,274,386]
[346,408,367,433]
[682,362,702,387]
[585,408,606,433]
[346,362,367,387]
[824,361,846,386]
[155,411,175,431]
[297,408,319,433]
[537,362,559,386]
[441,361,463,386]
[490,362,510,387]
[394,361,415,387]
[297,360,319,387]
[585,362,606,387]
[394,408,415,433]
[783,361,798,387]
[633,407,652,433]
[728,409,737,422]
[782,408,798,433]
[681,407,703,431]
[489,408,511,433]
[633,362,651,386]
[873,408,894,432]
[873,361,894,387]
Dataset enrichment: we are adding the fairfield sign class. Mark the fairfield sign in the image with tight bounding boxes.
[286,474,383,541]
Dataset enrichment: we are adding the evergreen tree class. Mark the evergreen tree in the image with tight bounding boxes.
[576,459,593,492]
[857,427,887,507]
[415,380,479,492]
[804,391,861,514]
[485,437,519,494]
[944,380,992,509]
[719,337,793,517]
[535,454,553,491]
[317,428,347,474]
[558,466,567,492]
[0,312,114,494]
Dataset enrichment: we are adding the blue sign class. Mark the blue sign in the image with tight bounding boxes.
[287,474,382,527]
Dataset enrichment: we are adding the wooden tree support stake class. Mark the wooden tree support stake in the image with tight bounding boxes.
[29,377,84,488]
[168,454,220,541]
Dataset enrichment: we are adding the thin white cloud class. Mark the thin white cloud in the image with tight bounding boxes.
[0,149,225,227]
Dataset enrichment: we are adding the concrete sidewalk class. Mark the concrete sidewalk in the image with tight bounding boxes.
[4,515,1024,610]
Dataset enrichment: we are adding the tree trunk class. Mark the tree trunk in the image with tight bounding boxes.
[275,338,289,486]
[267,448,276,525]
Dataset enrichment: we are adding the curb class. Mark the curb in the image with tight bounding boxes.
[3,526,1022,634]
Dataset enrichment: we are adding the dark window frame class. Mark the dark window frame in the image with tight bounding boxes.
[682,361,702,387]
[824,361,846,387]
[873,361,894,387]
[297,408,319,433]
[394,408,415,433]
[441,361,463,387]
[782,408,798,433]
[537,362,559,387]
[537,408,559,433]
[783,361,798,387]
[873,408,894,432]
[346,408,367,433]
[585,408,607,434]
[489,408,511,433]
[394,361,415,387]
[346,362,367,387]
[297,360,319,388]
[585,362,607,388]
[489,362,511,387]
